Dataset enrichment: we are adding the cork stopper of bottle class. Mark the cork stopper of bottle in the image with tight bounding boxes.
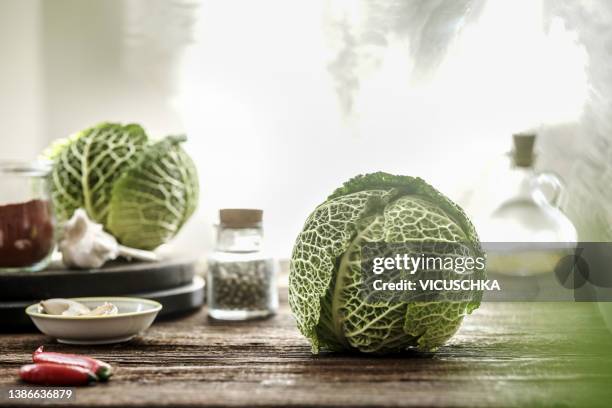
[219,209,263,228]
[512,133,536,167]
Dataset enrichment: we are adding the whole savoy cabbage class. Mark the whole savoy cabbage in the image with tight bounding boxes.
[289,172,485,353]
[47,122,199,250]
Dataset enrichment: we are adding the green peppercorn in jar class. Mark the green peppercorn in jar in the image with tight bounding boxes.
[207,209,278,320]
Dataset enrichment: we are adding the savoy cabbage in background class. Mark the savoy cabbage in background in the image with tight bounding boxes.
[47,122,199,250]
[289,172,484,353]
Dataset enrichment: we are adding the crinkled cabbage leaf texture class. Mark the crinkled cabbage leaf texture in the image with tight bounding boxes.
[289,172,484,353]
[48,122,199,250]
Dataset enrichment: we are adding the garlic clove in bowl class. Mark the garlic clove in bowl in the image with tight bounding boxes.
[87,302,119,316]
[39,298,91,316]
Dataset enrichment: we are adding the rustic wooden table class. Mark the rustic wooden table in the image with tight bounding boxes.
[2,287,612,407]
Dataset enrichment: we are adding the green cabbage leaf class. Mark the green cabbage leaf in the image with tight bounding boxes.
[49,123,148,224]
[107,135,199,250]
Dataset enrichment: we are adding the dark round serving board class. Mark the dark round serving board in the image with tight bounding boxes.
[0,259,196,300]
[0,276,205,331]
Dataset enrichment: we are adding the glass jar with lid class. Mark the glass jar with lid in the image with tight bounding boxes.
[0,161,56,272]
[207,209,278,320]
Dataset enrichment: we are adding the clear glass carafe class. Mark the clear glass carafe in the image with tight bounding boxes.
[473,133,577,276]
[207,209,278,320]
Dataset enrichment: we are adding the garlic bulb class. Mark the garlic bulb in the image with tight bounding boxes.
[59,209,158,269]
[59,209,120,269]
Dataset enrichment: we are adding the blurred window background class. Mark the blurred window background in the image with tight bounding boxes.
[0,0,608,257]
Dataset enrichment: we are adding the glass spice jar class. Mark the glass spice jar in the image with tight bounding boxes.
[207,209,278,320]
[0,161,56,272]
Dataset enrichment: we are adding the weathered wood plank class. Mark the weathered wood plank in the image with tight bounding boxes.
[1,295,611,407]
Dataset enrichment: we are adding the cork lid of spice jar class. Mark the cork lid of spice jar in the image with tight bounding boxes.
[219,209,263,228]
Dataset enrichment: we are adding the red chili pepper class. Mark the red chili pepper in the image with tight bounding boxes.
[33,346,113,381]
[19,363,97,386]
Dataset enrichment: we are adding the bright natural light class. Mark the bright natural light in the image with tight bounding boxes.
[177,0,587,256]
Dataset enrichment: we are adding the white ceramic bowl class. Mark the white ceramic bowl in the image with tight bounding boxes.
[26,297,162,345]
